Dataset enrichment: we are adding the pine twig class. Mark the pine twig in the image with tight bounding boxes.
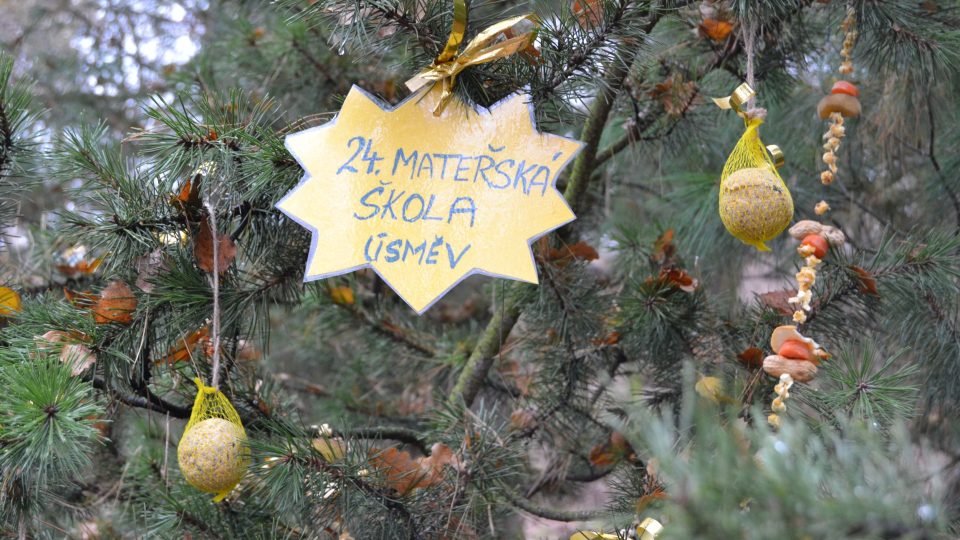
[501,485,604,522]
[336,426,430,454]
[925,91,960,234]
[90,377,192,418]
[339,300,438,357]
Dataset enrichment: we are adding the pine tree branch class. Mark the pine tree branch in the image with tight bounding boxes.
[594,30,740,169]
[450,9,661,407]
[562,42,641,216]
[366,3,439,56]
[339,301,437,357]
[305,456,423,539]
[0,100,13,178]
[925,92,960,234]
[291,38,342,89]
[537,0,643,99]
[337,426,429,454]
[501,485,604,521]
[449,288,525,407]
[90,377,192,418]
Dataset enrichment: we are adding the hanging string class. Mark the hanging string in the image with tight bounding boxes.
[742,18,764,119]
[204,199,223,389]
[744,19,756,89]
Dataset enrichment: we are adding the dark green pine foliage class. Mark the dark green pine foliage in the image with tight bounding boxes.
[2,0,960,538]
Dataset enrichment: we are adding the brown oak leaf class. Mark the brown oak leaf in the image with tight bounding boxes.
[170,173,203,210]
[589,431,636,466]
[648,74,698,117]
[156,326,209,365]
[591,331,621,346]
[509,408,537,431]
[652,229,676,264]
[36,330,96,376]
[572,0,603,29]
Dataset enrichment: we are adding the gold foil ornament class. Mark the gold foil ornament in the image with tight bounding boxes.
[569,517,663,540]
[405,0,538,116]
[712,82,756,117]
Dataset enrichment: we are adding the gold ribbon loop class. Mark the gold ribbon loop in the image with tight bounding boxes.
[714,83,787,169]
[766,144,785,169]
[436,0,468,64]
[406,12,539,116]
[712,82,756,115]
[637,517,664,540]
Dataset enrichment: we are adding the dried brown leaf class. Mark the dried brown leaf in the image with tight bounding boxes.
[93,281,137,325]
[194,218,237,273]
[652,229,675,263]
[659,268,698,293]
[156,326,209,365]
[759,289,795,316]
[850,266,879,296]
[572,0,602,29]
[369,443,460,495]
[544,241,599,264]
[700,18,734,41]
[737,347,764,368]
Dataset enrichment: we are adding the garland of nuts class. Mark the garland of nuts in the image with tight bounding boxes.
[787,221,845,324]
[815,6,860,201]
[764,222,845,426]
[764,4,860,428]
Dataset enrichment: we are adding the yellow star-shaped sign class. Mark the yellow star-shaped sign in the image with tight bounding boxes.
[277,85,583,313]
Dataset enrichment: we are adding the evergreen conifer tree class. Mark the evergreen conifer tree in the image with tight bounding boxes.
[2,0,960,538]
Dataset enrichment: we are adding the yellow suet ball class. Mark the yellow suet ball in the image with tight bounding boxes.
[178,418,247,497]
[719,167,794,251]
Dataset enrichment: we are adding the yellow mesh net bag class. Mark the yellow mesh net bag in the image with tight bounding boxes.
[718,117,794,251]
[716,86,794,251]
[177,378,248,502]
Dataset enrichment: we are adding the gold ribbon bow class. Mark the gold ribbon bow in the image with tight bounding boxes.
[405,0,539,116]
[713,82,785,169]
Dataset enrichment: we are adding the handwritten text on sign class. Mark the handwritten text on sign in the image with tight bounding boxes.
[277,85,582,314]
